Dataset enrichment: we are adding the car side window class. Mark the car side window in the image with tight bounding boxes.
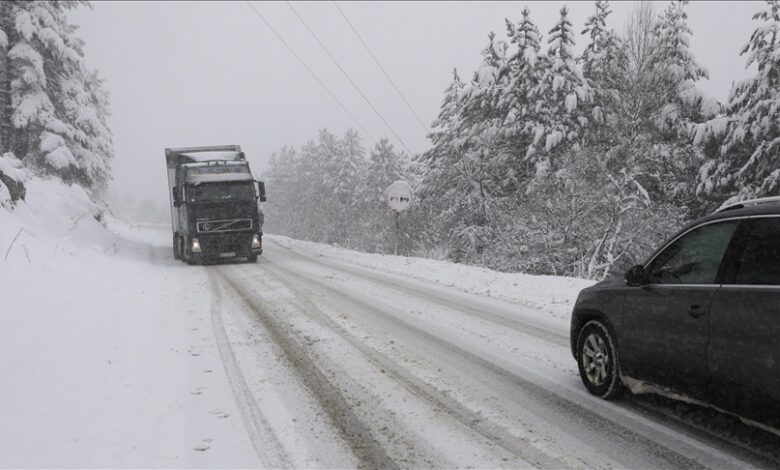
[646,221,738,285]
[732,218,780,285]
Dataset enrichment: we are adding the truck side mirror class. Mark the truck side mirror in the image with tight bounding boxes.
[256,181,266,202]
[173,186,182,207]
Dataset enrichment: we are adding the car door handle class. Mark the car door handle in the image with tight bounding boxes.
[688,304,705,318]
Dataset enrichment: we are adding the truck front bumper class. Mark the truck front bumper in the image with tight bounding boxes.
[192,232,261,260]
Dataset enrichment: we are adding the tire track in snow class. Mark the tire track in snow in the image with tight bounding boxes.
[260,255,760,470]
[251,261,566,468]
[215,269,399,470]
[267,239,568,348]
[207,272,290,467]
[268,242,780,468]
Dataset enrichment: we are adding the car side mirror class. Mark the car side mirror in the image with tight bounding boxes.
[173,186,182,207]
[256,181,266,202]
[625,265,647,287]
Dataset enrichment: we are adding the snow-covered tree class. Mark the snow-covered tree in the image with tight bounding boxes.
[0,1,113,194]
[359,139,411,252]
[499,6,547,186]
[365,138,407,194]
[419,69,464,205]
[698,0,780,202]
[580,0,625,134]
[529,6,592,186]
[652,0,712,134]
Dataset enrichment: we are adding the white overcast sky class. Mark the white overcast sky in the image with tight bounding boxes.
[69,1,760,203]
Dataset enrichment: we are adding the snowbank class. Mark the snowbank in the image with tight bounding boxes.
[0,177,111,262]
[0,178,257,466]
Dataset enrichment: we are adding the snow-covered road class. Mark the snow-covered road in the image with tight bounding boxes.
[3,213,779,468]
[205,237,780,469]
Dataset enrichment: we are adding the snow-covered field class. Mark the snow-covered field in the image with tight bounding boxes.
[2,179,779,468]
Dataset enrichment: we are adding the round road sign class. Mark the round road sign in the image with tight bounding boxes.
[384,180,414,212]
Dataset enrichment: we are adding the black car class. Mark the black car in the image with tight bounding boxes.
[570,197,780,423]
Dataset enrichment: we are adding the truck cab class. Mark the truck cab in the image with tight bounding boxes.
[166,146,265,264]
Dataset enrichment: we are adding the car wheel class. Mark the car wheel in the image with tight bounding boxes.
[577,320,622,399]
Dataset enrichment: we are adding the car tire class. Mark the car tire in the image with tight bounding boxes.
[577,320,623,399]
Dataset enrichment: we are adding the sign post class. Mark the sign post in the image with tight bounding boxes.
[383,181,414,256]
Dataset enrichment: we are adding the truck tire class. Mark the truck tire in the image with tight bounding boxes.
[173,235,182,260]
[183,243,196,265]
[247,254,258,263]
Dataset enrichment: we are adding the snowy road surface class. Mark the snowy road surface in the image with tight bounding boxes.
[2,220,780,468]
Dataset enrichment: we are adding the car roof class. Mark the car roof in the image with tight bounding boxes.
[641,201,780,267]
[699,201,780,224]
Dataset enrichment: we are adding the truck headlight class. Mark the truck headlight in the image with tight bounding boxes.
[251,234,261,249]
[192,238,201,253]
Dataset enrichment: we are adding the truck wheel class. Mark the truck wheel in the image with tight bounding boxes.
[247,254,258,263]
[173,235,182,260]
[577,320,623,399]
[183,244,196,265]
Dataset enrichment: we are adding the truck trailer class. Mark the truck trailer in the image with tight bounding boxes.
[165,145,265,264]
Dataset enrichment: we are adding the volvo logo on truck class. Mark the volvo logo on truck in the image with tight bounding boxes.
[165,145,266,264]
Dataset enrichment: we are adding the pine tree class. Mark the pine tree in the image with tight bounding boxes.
[499,7,545,160]
[262,146,299,236]
[699,0,780,202]
[652,0,711,134]
[580,0,625,134]
[531,6,592,186]
[420,69,464,201]
[0,1,12,153]
[366,138,406,192]
[334,129,366,246]
[0,1,113,193]
[361,138,409,252]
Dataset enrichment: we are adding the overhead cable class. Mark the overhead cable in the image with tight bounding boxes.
[285,1,414,154]
[333,1,430,133]
[244,1,376,143]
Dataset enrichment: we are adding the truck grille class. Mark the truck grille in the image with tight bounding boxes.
[197,218,252,233]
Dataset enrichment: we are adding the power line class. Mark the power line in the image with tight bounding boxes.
[244,1,376,144]
[285,1,414,155]
[332,1,430,134]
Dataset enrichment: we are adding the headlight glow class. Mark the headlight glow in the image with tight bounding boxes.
[192,238,201,253]
[251,234,261,248]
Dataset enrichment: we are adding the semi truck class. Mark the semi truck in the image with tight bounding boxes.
[165,145,265,264]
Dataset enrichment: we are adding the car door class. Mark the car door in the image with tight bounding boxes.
[621,220,739,396]
[708,217,780,414]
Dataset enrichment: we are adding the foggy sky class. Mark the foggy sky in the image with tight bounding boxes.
[69,1,760,204]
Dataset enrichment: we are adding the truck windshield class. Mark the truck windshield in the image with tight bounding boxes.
[188,182,255,203]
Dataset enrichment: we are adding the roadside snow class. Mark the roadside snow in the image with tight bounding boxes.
[267,235,594,325]
[0,178,258,467]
